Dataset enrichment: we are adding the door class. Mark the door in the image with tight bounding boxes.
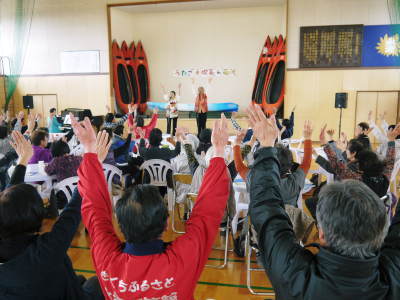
[355,91,399,145]
[32,96,44,127]
[30,94,58,128]
[356,92,377,141]
[377,92,398,127]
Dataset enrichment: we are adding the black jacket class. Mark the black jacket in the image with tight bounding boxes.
[0,165,86,300]
[139,139,181,162]
[248,147,400,300]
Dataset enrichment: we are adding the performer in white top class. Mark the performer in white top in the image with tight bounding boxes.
[162,83,181,136]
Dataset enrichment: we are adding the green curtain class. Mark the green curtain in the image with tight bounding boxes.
[0,0,35,111]
[388,0,400,24]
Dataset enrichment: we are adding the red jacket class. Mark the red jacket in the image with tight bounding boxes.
[128,113,158,139]
[194,94,208,113]
[78,154,230,300]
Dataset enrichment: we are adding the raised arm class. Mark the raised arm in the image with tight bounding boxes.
[384,124,400,179]
[72,116,121,262]
[173,114,230,278]
[300,120,313,173]
[8,131,33,186]
[247,104,312,290]
[233,129,250,180]
[143,109,158,134]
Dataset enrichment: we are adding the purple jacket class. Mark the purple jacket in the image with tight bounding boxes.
[29,145,52,164]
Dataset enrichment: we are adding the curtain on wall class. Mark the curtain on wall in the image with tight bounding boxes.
[0,0,35,111]
[388,0,400,24]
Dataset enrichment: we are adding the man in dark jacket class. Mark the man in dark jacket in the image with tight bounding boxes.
[0,131,103,300]
[247,104,400,300]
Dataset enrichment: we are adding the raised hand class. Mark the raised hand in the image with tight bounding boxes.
[211,113,229,158]
[303,120,313,140]
[0,112,4,125]
[10,131,33,166]
[326,128,335,140]
[137,127,145,139]
[128,103,134,113]
[96,130,112,163]
[106,105,111,113]
[70,114,97,153]
[379,111,387,121]
[388,123,400,141]
[26,113,36,134]
[368,110,373,123]
[153,107,159,115]
[319,124,327,145]
[175,127,186,141]
[234,129,246,146]
[247,104,277,148]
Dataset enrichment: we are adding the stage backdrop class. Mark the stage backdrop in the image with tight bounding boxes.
[362,25,400,67]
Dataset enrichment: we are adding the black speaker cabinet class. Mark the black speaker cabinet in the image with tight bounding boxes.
[23,95,34,109]
[335,93,348,109]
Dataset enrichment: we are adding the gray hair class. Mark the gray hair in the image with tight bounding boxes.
[316,180,389,259]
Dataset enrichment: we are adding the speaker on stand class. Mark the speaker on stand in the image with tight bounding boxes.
[23,95,34,115]
[335,93,348,139]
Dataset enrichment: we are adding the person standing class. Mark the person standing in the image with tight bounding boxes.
[192,77,212,136]
[162,83,181,136]
[47,108,63,133]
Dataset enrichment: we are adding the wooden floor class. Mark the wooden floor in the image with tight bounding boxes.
[43,212,275,300]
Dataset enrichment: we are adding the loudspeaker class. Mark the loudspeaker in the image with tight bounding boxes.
[335,93,348,109]
[23,95,34,109]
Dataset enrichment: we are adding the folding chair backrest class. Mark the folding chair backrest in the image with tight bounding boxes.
[103,164,122,191]
[54,176,79,202]
[140,159,172,187]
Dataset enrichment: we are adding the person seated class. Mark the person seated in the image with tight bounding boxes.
[28,130,52,164]
[233,120,312,207]
[45,140,82,182]
[370,112,400,160]
[276,105,295,140]
[47,108,63,133]
[129,107,159,140]
[110,125,133,164]
[139,128,181,162]
[0,126,12,155]
[103,103,134,129]
[247,104,400,300]
[72,114,230,299]
[355,121,371,149]
[322,125,399,197]
[0,130,103,300]
[183,128,213,175]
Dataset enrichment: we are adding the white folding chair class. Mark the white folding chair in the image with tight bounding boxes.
[103,164,123,190]
[245,220,275,296]
[171,173,193,234]
[140,159,172,187]
[53,176,79,202]
[103,164,123,206]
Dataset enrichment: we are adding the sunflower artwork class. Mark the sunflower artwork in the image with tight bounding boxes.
[362,25,400,66]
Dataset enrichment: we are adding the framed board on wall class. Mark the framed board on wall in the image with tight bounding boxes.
[60,50,100,73]
[300,25,363,68]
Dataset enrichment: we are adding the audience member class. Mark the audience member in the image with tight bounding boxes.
[0,130,103,300]
[74,114,230,299]
[247,103,400,300]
